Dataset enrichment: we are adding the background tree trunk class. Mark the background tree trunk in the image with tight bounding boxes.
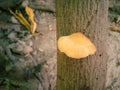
[56,0,108,90]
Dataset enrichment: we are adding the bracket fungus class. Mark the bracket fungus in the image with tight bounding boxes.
[58,32,97,59]
[9,6,37,34]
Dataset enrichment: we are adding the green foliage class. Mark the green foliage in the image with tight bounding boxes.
[0,50,46,90]
[0,78,28,90]
[0,51,27,90]
[109,6,120,22]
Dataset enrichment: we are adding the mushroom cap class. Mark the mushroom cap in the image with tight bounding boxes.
[58,32,96,59]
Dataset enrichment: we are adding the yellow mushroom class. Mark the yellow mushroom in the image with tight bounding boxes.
[25,6,37,34]
[9,6,37,34]
[58,32,97,59]
[9,9,31,31]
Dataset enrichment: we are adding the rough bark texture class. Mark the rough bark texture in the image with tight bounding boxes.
[56,0,108,90]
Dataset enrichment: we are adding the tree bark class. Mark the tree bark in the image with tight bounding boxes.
[56,0,108,90]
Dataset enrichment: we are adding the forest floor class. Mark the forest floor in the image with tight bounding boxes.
[0,11,56,90]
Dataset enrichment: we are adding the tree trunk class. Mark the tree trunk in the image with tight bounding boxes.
[56,0,108,90]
